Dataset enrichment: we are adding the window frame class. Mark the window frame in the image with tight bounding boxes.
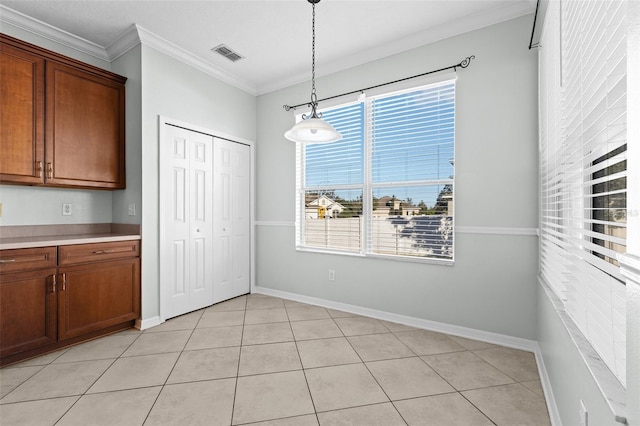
[295,79,456,265]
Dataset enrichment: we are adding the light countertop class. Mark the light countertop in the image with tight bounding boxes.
[0,233,141,250]
[0,223,141,250]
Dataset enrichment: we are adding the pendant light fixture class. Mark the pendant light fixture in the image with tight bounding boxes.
[284,0,342,144]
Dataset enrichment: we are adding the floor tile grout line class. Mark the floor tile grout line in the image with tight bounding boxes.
[458,389,500,425]
[229,295,248,426]
[53,354,122,425]
[139,309,206,425]
[413,350,472,394]
[356,348,410,425]
[470,348,540,385]
[1,351,124,408]
[421,349,520,389]
[51,395,82,426]
[0,364,45,400]
[287,310,322,425]
[315,400,411,417]
[336,319,413,424]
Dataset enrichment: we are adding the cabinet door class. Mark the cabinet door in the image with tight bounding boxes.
[0,43,45,184]
[0,269,57,358]
[45,61,125,189]
[58,258,140,340]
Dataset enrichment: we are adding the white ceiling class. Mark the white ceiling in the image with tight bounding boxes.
[1,0,536,95]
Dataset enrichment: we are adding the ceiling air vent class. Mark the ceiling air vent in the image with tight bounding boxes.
[211,44,244,62]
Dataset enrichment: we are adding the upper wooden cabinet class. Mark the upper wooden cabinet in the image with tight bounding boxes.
[0,42,45,184]
[0,34,126,189]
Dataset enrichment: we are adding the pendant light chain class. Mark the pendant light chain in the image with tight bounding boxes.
[310,0,318,116]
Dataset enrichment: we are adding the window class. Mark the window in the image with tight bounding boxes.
[591,144,627,268]
[296,80,456,262]
[539,0,627,385]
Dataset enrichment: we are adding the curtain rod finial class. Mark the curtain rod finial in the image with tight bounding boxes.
[459,55,475,68]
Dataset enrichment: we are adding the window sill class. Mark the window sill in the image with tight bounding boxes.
[296,246,454,266]
[540,278,627,424]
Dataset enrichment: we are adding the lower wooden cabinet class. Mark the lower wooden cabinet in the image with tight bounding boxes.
[0,240,140,365]
[58,257,140,340]
[0,268,57,358]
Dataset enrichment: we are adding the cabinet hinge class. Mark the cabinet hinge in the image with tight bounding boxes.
[46,162,53,179]
[52,274,56,293]
[35,161,42,178]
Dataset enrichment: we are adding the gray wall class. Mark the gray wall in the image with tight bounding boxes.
[111,45,143,226]
[537,285,621,425]
[255,15,540,340]
[138,44,256,321]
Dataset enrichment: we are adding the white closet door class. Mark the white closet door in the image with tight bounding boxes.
[161,124,214,320]
[213,138,251,303]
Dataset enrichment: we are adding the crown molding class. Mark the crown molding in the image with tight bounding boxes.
[105,24,141,61]
[133,25,257,95]
[0,6,257,95]
[0,5,109,61]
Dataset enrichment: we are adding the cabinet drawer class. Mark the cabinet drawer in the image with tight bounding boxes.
[58,240,139,265]
[0,247,57,274]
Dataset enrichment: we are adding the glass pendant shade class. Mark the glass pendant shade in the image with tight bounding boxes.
[285,117,342,144]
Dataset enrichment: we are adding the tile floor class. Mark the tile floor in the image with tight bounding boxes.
[0,294,551,425]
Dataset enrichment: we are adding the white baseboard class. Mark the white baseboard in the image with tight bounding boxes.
[255,286,536,350]
[253,285,560,425]
[533,343,562,426]
[136,316,163,330]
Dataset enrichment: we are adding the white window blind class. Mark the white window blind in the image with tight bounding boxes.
[539,0,627,385]
[368,84,455,259]
[296,80,456,262]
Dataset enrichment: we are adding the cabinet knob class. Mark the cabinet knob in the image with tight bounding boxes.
[35,161,42,178]
[46,163,53,179]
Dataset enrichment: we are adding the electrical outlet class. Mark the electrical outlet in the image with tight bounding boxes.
[328,269,335,281]
[128,203,136,216]
[62,203,72,216]
[579,400,588,426]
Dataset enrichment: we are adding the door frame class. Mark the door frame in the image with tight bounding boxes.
[158,116,255,322]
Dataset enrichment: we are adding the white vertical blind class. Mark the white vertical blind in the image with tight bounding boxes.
[539,0,627,385]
